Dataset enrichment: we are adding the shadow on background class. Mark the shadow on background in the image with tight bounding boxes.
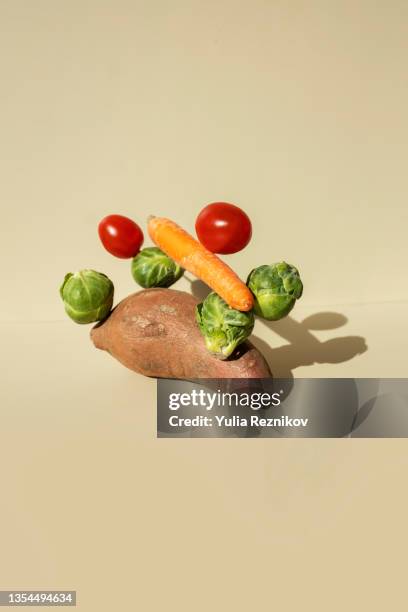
[252,315,367,378]
[189,278,213,302]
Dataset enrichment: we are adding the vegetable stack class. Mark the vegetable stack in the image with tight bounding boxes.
[60,202,304,374]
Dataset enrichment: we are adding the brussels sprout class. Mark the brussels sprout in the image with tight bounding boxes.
[247,262,303,320]
[131,247,183,288]
[195,292,254,359]
[60,270,114,324]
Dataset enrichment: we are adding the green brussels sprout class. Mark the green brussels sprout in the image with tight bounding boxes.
[131,247,183,288]
[195,292,254,360]
[60,270,114,324]
[247,262,303,320]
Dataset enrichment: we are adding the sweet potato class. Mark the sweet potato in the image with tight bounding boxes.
[91,288,271,379]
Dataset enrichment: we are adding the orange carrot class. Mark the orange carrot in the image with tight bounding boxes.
[148,216,254,312]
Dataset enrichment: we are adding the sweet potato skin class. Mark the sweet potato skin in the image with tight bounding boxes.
[91,288,271,379]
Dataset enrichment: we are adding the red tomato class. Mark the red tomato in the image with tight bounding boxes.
[195,202,252,254]
[98,214,144,258]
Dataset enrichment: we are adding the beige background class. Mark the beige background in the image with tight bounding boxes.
[0,1,407,610]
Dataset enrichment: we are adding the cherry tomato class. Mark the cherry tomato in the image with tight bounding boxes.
[98,214,144,259]
[195,202,252,254]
